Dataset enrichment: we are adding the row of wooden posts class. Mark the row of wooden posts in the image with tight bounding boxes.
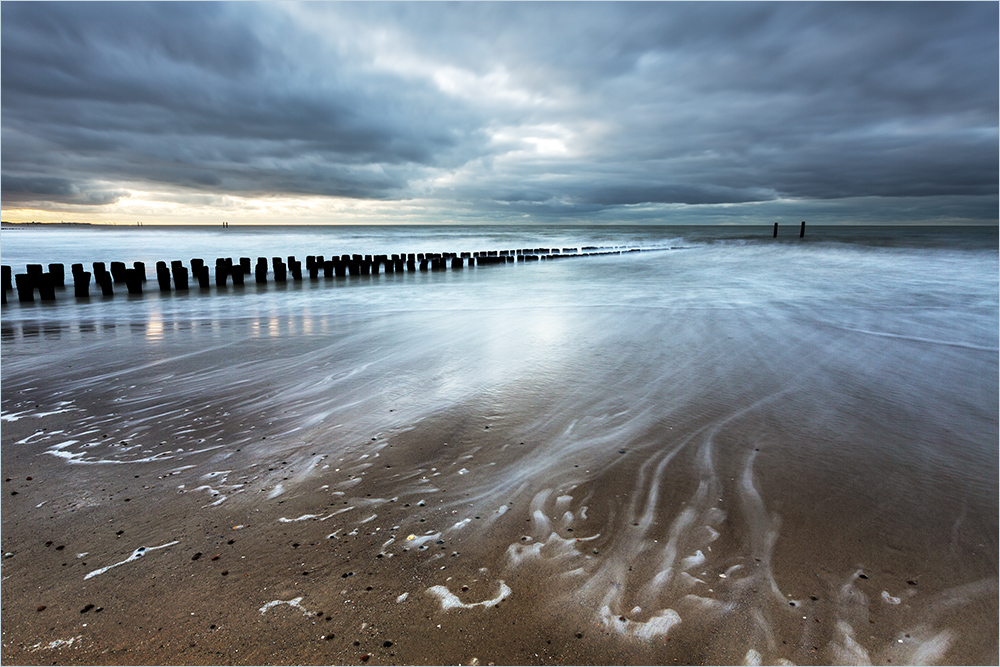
[2,246,641,304]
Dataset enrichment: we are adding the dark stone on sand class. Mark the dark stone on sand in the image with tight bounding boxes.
[36,605,46,612]
[383,641,393,647]
[192,552,202,560]
[859,573,868,579]
[81,604,95,613]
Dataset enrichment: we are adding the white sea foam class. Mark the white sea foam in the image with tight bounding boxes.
[84,541,179,580]
[426,581,511,611]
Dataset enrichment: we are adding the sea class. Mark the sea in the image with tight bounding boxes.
[1,224,997,663]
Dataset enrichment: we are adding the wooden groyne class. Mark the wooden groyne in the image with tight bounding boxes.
[2,246,644,304]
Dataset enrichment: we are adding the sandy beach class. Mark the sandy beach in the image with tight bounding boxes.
[2,231,998,665]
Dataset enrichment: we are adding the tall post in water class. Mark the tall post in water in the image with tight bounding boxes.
[124,268,143,295]
[773,222,778,238]
[74,271,91,298]
[96,272,114,296]
[14,274,33,302]
[157,262,171,291]
[48,264,65,287]
[800,221,806,238]
[110,261,127,284]
[215,258,229,288]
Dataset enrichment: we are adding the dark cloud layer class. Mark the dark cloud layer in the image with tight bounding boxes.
[2,2,996,223]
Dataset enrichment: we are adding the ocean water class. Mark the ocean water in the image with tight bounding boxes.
[1,224,997,663]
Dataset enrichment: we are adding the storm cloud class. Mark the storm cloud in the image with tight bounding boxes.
[2,2,996,224]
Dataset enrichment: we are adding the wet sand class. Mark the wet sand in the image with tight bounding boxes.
[2,244,998,665]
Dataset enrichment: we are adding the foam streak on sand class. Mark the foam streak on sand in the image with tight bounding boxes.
[84,541,179,580]
[259,597,313,617]
[427,581,511,611]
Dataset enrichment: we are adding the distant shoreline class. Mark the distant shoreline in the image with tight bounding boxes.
[1,221,95,228]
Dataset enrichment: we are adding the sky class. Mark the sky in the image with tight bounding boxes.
[1,2,997,226]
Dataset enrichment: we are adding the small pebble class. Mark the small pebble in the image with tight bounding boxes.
[80,604,95,613]
[383,641,393,647]
[36,605,46,612]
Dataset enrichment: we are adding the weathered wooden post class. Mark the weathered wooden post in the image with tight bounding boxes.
[36,270,55,299]
[26,264,43,290]
[47,263,65,287]
[110,261,127,284]
[452,256,464,269]
[15,274,33,302]
[124,268,143,295]
[323,259,334,278]
[132,261,146,283]
[96,271,114,296]
[156,262,171,291]
[73,271,91,298]
[2,265,11,293]
[800,221,806,238]
[196,265,210,289]
[272,257,287,282]
[255,257,268,283]
[334,257,347,277]
[37,274,55,301]
[773,222,778,238]
[240,257,251,275]
[215,258,229,287]
[171,260,189,290]
[290,258,303,281]
[230,262,245,286]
